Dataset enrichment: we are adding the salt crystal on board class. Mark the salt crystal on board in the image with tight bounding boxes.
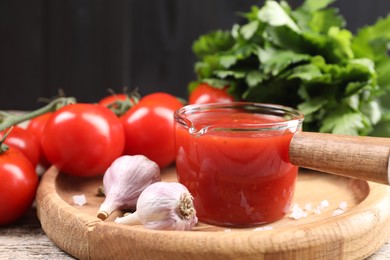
[332,209,344,217]
[289,204,307,220]
[313,207,322,215]
[320,200,329,209]
[73,194,87,206]
[304,203,312,211]
[339,201,348,210]
[253,226,273,231]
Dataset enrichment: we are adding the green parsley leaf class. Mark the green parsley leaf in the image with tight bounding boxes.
[258,0,301,33]
[189,0,390,136]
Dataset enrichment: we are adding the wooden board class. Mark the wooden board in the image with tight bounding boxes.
[36,166,390,260]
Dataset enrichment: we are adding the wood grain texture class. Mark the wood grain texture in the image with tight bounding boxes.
[0,206,74,259]
[2,207,390,260]
[290,132,390,184]
[36,166,390,260]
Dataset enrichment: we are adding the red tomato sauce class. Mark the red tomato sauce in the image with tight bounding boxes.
[175,111,298,227]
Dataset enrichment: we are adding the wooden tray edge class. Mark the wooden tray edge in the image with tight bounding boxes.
[36,166,100,259]
[36,166,390,259]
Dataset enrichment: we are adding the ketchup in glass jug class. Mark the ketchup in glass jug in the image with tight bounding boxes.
[174,102,304,227]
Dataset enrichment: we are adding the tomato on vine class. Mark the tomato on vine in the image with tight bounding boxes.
[189,83,234,105]
[120,92,183,169]
[26,112,53,167]
[41,103,125,177]
[0,135,38,226]
[0,126,41,167]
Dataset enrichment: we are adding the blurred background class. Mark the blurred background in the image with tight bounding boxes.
[1,0,389,110]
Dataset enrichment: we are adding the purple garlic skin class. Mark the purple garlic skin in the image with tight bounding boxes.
[115,182,198,231]
[97,155,161,220]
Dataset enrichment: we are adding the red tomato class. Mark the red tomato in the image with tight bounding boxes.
[0,148,38,226]
[189,83,234,105]
[0,126,40,167]
[120,92,183,169]
[98,93,128,108]
[26,112,53,167]
[41,103,125,177]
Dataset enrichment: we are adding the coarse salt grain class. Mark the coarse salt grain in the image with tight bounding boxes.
[73,194,87,206]
[292,203,300,211]
[332,209,344,216]
[320,200,329,209]
[253,226,273,231]
[289,204,308,220]
[339,201,348,210]
[286,200,347,220]
[304,203,312,211]
[313,207,322,215]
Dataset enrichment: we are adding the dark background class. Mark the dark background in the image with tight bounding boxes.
[1,0,389,110]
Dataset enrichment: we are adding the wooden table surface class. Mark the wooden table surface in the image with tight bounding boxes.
[1,205,390,260]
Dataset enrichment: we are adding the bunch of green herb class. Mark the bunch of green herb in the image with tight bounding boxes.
[190,0,390,136]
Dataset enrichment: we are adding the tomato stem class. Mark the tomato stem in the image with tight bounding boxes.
[0,127,13,153]
[0,97,76,131]
[106,89,141,116]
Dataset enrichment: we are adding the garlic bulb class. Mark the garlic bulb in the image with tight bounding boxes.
[97,155,161,220]
[115,182,198,231]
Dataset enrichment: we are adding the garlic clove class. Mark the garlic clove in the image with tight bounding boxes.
[97,155,161,220]
[115,182,198,231]
[115,212,142,225]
